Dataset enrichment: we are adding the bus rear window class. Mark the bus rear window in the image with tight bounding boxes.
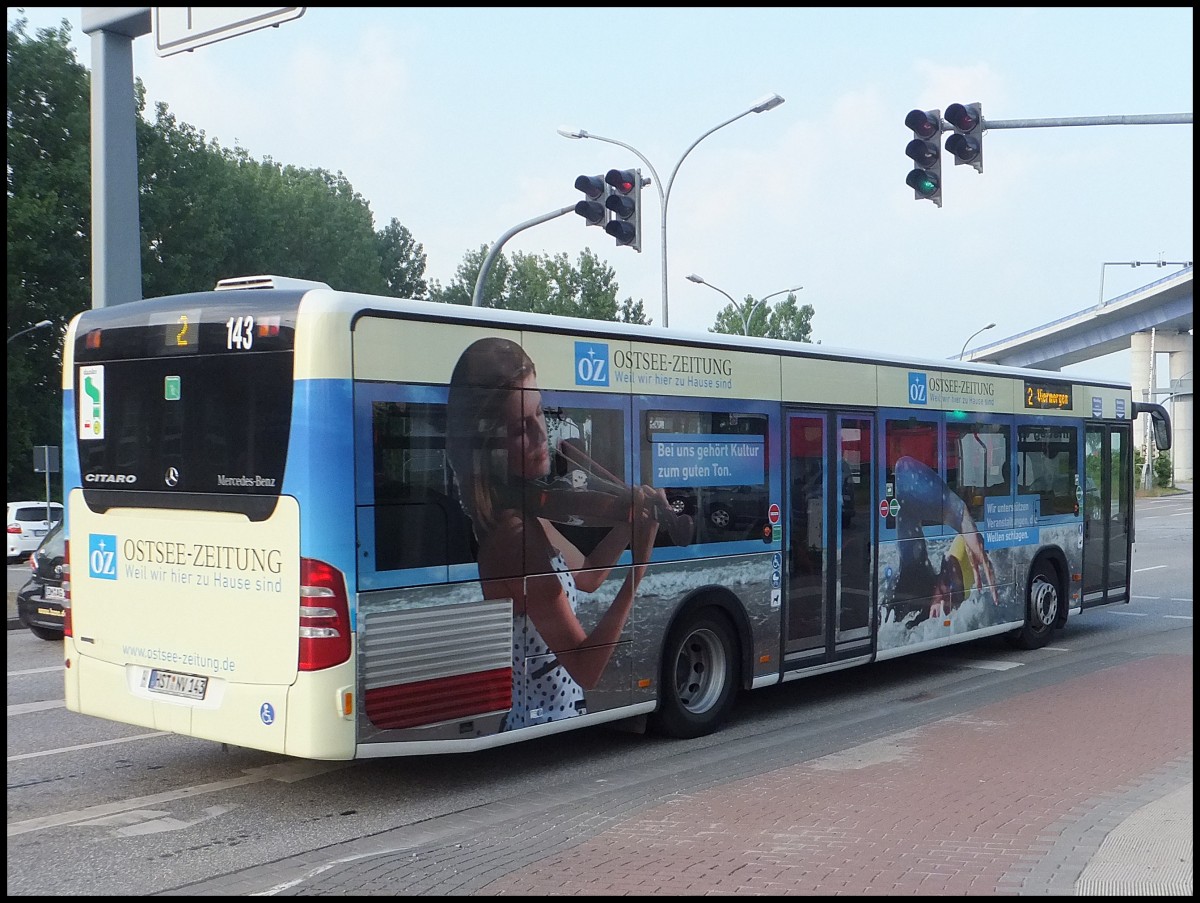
[76,352,293,495]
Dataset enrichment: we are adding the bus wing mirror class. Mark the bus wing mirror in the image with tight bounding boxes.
[1131,401,1172,452]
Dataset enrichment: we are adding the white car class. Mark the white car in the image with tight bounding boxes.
[6,501,63,563]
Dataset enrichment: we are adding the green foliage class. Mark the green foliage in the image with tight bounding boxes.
[377,218,429,299]
[709,292,815,341]
[1134,447,1174,489]
[6,17,432,498]
[7,15,91,499]
[431,246,650,324]
[1153,450,1173,488]
[6,17,652,499]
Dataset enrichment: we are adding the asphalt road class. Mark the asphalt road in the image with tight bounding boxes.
[6,490,1192,896]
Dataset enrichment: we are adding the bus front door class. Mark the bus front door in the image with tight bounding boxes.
[784,412,874,660]
[1082,423,1133,607]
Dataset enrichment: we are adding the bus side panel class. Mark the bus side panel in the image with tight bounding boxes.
[285,377,359,624]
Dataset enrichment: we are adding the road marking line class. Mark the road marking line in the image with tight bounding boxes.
[7,760,347,837]
[7,732,169,762]
[8,699,64,715]
[945,659,1023,671]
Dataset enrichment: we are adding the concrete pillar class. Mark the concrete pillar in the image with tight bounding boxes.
[1130,332,1154,481]
[1131,330,1193,484]
[1160,331,1193,484]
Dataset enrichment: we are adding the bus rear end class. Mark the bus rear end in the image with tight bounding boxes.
[61,287,358,760]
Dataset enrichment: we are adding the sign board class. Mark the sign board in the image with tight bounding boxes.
[153,7,305,57]
[33,445,60,474]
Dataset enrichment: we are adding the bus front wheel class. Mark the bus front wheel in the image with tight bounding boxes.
[650,609,739,739]
[1007,560,1059,650]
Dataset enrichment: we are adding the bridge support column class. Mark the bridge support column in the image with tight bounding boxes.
[1131,330,1192,484]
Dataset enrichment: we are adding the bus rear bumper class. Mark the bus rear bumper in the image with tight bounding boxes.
[64,646,356,760]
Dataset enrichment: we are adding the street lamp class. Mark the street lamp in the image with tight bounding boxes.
[687,274,802,336]
[7,319,52,344]
[958,322,996,361]
[558,92,785,329]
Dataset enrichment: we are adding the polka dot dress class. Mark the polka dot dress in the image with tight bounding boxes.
[504,548,587,730]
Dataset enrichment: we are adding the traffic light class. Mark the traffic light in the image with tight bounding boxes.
[573,174,610,227]
[904,108,942,207]
[604,168,642,251]
[944,102,983,174]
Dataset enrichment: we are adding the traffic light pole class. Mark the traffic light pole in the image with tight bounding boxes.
[977,112,1191,130]
[471,205,575,307]
[558,93,785,328]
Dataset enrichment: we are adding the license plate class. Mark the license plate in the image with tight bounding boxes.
[33,528,46,537]
[144,668,208,700]
[44,585,65,601]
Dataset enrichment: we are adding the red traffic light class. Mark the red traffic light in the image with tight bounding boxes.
[605,168,636,195]
[904,109,940,140]
[944,103,979,133]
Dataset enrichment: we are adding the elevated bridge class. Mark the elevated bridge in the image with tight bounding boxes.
[961,266,1193,482]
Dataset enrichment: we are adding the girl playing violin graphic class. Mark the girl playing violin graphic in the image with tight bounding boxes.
[446,337,672,730]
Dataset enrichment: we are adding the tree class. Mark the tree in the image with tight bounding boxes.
[6,17,432,497]
[709,292,815,342]
[7,16,91,498]
[377,217,428,299]
[430,245,650,324]
[428,244,504,307]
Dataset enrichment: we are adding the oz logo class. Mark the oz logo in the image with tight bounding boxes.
[89,533,119,580]
[574,342,609,387]
[908,372,928,405]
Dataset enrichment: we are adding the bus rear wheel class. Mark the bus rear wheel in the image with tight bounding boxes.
[651,609,739,739]
[1007,560,1059,650]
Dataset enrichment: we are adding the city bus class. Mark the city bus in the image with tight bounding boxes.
[60,276,1172,760]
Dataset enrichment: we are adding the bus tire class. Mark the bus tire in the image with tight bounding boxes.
[1007,559,1060,650]
[650,609,739,739]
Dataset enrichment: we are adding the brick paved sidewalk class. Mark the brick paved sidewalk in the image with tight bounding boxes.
[167,651,1191,896]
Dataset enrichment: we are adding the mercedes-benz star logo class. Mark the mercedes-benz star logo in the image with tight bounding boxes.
[164,466,180,487]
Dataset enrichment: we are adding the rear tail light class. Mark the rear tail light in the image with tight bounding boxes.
[298,557,351,671]
[63,539,73,638]
[7,523,21,535]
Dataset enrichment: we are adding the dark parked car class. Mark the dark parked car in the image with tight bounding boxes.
[666,486,767,534]
[16,520,66,641]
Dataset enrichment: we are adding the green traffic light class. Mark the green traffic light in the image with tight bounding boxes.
[906,169,938,197]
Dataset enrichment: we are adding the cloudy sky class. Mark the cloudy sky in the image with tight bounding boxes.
[9,7,1193,385]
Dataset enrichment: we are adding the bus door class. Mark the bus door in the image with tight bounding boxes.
[784,411,874,659]
[1082,422,1132,606]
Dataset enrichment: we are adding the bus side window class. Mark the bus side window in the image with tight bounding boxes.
[947,421,1011,525]
[371,400,476,571]
[642,408,770,546]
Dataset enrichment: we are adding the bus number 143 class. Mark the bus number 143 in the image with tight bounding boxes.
[226,315,255,351]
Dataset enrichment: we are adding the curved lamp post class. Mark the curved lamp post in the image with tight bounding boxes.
[687,274,802,336]
[959,322,996,360]
[7,319,52,344]
[558,92,785,329]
